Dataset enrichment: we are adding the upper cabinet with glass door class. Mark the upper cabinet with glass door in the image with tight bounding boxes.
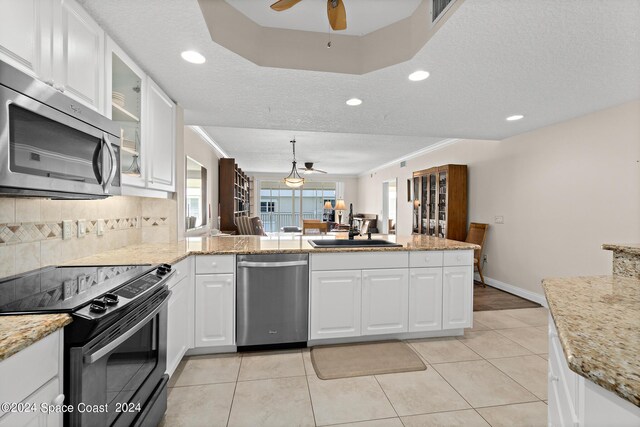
[105,37,176,193]
[105,37,145,187]
[0,0,104,113]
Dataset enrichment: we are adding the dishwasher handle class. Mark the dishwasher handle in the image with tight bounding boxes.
[237,260,308,268]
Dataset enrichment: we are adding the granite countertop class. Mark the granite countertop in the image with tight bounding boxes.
[602,243,640,256]
[0,314,71,362]
[66,234,479,266]
[0,234,475,364]
[542,275,640,407]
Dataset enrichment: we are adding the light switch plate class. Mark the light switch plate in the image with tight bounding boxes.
[494,215,504,224]
[97,219,105,236]
[77,219,86,238]
[62,220,72,240]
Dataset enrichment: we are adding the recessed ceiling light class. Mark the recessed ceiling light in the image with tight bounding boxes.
[408,70,430,81]
[506,114,524,121]
[346,98,362,106]
[181,50,206,64]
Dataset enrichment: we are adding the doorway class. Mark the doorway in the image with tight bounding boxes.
[381,179,397,234]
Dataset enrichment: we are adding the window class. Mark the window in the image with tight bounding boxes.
[259,181,337,232]
[260,201,275,213]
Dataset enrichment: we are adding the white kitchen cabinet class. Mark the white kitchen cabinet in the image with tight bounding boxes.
[442,265,473,329]
[0,0,104,112]
[0,378,61,427]
[0,330,63,427]
[0,0,44,78]
[310,270,362,340]
[105,36,146,188]
[361,269,408,335]
[53,0,104,112]
[408,267,443,332]
[145,77,175,192]
[548,316,640,426]
[167,276,191,377]
[195,274,234,347]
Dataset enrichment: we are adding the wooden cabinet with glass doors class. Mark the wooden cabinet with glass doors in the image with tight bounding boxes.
[412,165,467,241]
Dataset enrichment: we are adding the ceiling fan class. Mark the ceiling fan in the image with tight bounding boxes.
[270,0,347,31]
[303,162,327,174]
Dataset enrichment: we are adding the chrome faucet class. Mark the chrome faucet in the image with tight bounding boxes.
[348,203,360,240]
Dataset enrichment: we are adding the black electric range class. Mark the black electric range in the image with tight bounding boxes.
[0,263,175,427]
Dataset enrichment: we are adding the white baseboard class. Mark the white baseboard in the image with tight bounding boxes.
[475,274,548,307]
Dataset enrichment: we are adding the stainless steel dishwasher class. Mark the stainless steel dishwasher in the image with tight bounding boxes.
[236,253,309,347]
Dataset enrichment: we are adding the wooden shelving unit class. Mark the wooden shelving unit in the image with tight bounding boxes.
[412,164,467,241]
[219,158,251,233]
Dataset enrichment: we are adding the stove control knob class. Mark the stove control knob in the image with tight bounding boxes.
[104,293,119,306]
[161,264,172,271]
[156,267,168,276]
[89,299,107,313]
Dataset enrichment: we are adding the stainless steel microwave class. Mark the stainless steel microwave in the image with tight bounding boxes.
[0,60,121,199]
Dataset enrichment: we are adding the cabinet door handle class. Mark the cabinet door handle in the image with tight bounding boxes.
[456,255,462,261]
[548,373,559,382]
[211,262,217,267]
[52,394,65,405]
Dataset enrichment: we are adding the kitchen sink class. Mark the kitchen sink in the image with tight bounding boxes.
[308,239,403,248]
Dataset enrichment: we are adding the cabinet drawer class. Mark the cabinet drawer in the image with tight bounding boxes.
[0,377,61,427]
[195,255,234,274]
[409,251,444,268]
[311,252,408,271]
[0,331,60,418]
[443,250,473,266]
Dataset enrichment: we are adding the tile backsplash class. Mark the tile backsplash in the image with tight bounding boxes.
[0,196,177,279]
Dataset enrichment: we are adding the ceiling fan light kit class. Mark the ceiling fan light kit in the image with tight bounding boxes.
[283,138,306,188]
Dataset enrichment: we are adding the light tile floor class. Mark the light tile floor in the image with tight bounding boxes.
[160,307,549,427]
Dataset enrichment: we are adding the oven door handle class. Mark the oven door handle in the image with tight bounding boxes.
[83,295,169,364]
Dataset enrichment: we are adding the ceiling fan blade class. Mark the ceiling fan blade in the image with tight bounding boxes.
[270,0,303,12]
[315,168,328,174]
[327,0,347,31]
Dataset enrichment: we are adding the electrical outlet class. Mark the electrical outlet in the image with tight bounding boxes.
[77,275,88,294]
[97,268,105,283]
[97,219,105,236]
[483,254,488,263]
[494,215,504,224]
[62,220,72,240]
[63,280,75,300]
[77,219,86,238]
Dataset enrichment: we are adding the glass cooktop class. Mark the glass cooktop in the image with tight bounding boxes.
[0,265,152,315]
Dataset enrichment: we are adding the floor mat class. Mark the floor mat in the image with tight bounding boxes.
[310,340,426,380]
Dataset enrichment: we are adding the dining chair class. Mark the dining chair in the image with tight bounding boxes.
[465,223,489,287]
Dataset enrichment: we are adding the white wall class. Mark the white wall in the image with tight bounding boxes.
[358,100,640,296]
[177,124,222,239]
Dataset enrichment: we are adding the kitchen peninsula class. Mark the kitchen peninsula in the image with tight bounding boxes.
[543,243,640,426]
[0,234,479,393]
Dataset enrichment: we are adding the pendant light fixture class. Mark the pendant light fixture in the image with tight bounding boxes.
[283,138,305,188]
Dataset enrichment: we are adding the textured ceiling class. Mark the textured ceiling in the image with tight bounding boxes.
[78,0,640,175]
[225,0,422,36]
[202,127,444,174]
